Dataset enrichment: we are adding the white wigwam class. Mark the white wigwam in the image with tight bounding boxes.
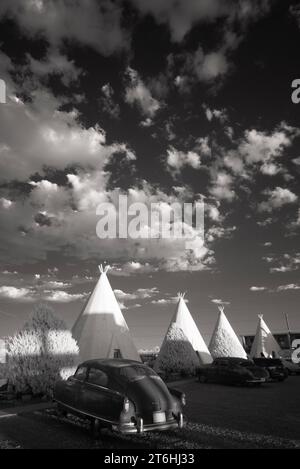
[161,293,212,365]
[72,265,140,362]
[250,315,281,358]
[209,306,247,359]
[154,322,200,375]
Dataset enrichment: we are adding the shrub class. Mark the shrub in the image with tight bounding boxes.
[154,323,199,377]
[6,304,79,396]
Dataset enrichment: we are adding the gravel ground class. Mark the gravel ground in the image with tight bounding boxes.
[0,376,299,449]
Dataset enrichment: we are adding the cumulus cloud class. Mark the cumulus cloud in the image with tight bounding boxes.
[44,290,87,302]
[258,187,298,212]
[0,286,33,301]
[209,172,235,201]
[125,67,161,118]
[130,0,270,43]
[26,47,82,85]
[0,0,129,56]
[276,283,300,291]
[211,298,230,305]
[193,47,229,82]
[0,85,131,181]
[114,287,159,303]
[268,253,300,274]
[151,296,180,305]
[166,146,201,172]
[100,83,120,119]
[239,125,295,165]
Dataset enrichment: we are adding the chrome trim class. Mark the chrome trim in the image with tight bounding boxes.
[84,381,123,397]
[54,399,183,434]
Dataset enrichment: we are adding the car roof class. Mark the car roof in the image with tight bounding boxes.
[78,358,144,369]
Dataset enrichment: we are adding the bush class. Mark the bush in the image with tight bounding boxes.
[6,304,79,396]
[154,323,199,377]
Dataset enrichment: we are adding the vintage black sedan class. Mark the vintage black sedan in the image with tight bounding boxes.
[197,357,269,386]
[54,359,185,434]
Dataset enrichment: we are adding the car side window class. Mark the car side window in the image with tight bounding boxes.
[87,368,109,387]
[74,366,88,381]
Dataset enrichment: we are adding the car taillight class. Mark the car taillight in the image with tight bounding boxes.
[181,393,186,406]
[123,397,130,413]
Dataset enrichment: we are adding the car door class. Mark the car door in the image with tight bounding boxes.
[61,365,88,409]
[80,367,115,422]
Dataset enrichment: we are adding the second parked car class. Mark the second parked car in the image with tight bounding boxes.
[253,358,289,382]
[197,357,268,386]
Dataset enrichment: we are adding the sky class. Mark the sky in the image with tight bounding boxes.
[0,0,300,350]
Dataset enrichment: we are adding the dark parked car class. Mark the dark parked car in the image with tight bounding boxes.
[253,358,289,382]
[197,357,268,386]
[281,358,300,375]
[54,359,185,434]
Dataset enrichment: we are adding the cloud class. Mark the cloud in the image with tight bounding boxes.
[268,253,300,274]
[26,47,82,86]
[211,298,230,305]
[114,289,137,301]
[44,290,87,302]
[114,287,159,302]
[209,172,235,201]
[222,123,299,179]
[0,85,132,181]
[204,106,227,123]
[0,286,32,301]
[0,0,129,56]
[240,127,293,164]
[100,83,120,119]
[111,262,158,276]
[206,225,236,243]
[166,146,201,172]
[151,296,181,305]
[125,68,161,118]
[193,48,229,82]
[258,187,298,212]
[276,283,300,291]
[130,0,270,43]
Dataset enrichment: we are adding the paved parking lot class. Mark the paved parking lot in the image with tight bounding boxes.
[0,376,299,449]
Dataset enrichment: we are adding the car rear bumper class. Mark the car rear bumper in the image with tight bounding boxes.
[115,414,184,434]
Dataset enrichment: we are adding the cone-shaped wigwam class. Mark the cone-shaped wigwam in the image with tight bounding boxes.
[156,293,212,368]
[72,265,140,362]
[209,306,247,359]
[154,322,200,376]
[171,293,212,364]
[250,315,281,358]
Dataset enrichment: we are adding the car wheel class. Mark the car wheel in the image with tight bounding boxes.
[198,374,207,383]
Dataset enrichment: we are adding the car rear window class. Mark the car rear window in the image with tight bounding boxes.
[74,366,88,381]
[118,365,158,382]
[87,368,109,387]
